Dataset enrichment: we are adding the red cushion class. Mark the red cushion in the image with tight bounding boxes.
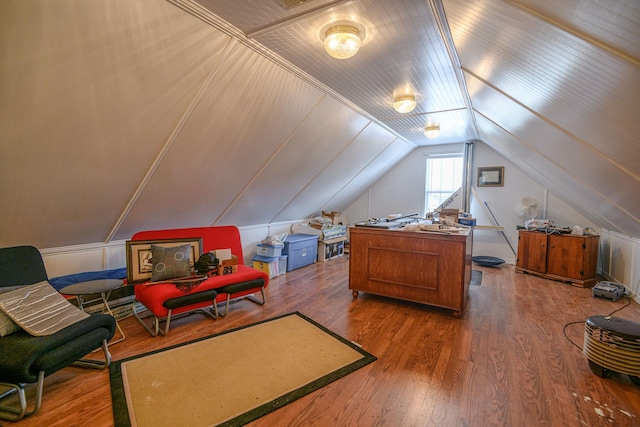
[135,265,267,317]
[130,226,269,317]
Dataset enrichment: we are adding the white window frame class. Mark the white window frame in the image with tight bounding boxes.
[424,153,464,215]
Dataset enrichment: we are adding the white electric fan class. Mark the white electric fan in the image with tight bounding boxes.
[515,196,542,229]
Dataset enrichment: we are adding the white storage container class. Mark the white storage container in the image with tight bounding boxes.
[256,244,284,257]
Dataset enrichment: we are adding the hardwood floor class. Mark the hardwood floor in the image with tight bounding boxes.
[6,257,640,427]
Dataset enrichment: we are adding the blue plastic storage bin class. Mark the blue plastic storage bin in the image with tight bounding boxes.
[282,234,319,271]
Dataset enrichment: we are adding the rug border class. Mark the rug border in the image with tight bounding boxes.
[109,311,376,427]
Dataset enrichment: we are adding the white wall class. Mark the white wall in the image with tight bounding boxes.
[39,222,298,279]
[600,230,640,302]
[470,143,600,264]
[345,140,640,300]
[36,143,640,303]
[40,241,128,279]
[344,143,466,222]
[344,141,602,266]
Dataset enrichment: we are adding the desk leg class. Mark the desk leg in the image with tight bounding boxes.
[99,291,125,346]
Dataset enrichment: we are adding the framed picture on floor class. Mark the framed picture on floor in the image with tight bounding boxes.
[125,237,203,283]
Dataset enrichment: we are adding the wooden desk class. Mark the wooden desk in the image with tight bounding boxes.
[349,226,472,317]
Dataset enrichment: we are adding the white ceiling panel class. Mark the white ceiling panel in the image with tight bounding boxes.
[476,114,634,236]
[195,0,340,32]
[469,73,640,214]
[114,42,327,239]
[381,108,476,145]
[185,0,474,146]
[509,0,640,60]
[218,97,370,225]
[275,121,399,221]
[325,138,415,213]
[2,0,639,249]
[0,0,227,247]
[469,73,640,236]
[445,0,640,176]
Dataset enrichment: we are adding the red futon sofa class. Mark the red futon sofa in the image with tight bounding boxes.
[131,226,268,336]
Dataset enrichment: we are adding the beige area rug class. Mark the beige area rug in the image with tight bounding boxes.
[110,312,376,427]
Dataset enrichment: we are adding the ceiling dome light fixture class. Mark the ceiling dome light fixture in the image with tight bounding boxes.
[323,24,362,59]
[393,94,417,113]
[424,124,440,138]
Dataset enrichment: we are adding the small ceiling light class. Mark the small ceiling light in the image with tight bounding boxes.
[424,124,440,138]
[323,24,362,59]
[393,94,417,114]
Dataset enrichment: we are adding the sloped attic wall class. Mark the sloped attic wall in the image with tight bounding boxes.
[444,0,640,238]
[2,0,639,256]
[0,0,412,250]
[1,0,224,248]
[202,0,638,245]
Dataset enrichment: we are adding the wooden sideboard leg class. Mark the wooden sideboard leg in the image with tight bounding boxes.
[352,290,359,298]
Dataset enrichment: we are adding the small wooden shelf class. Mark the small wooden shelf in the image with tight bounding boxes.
[473,225,504,230]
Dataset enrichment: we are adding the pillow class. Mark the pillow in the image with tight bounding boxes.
[0,281,89,336]
[0,285,24,337]
[150,244,192,282]
[0,309,19,337]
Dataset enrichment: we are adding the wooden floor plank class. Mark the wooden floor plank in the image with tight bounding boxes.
[5,257,640,427]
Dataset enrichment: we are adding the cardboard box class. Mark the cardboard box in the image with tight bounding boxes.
[218,254,238,275]
[437,208,460,224]
[212,249,232,262]
[458,218,477,226]
[322,211,342,225]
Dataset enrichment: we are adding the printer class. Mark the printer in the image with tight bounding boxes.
[592,281,625,302]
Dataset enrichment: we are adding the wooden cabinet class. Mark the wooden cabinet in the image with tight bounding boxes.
[348,226,472,317]
[515,230,599,286]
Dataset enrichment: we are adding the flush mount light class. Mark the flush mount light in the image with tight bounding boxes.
[424,124,440,138]
[393,94,417,114]
[323,24,362,59]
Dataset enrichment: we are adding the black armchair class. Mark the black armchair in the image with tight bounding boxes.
[0,246,116,421]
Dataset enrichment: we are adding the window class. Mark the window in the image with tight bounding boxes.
[425,154,464,214]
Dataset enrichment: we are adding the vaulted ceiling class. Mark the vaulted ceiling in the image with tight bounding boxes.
[0,0,638,249]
